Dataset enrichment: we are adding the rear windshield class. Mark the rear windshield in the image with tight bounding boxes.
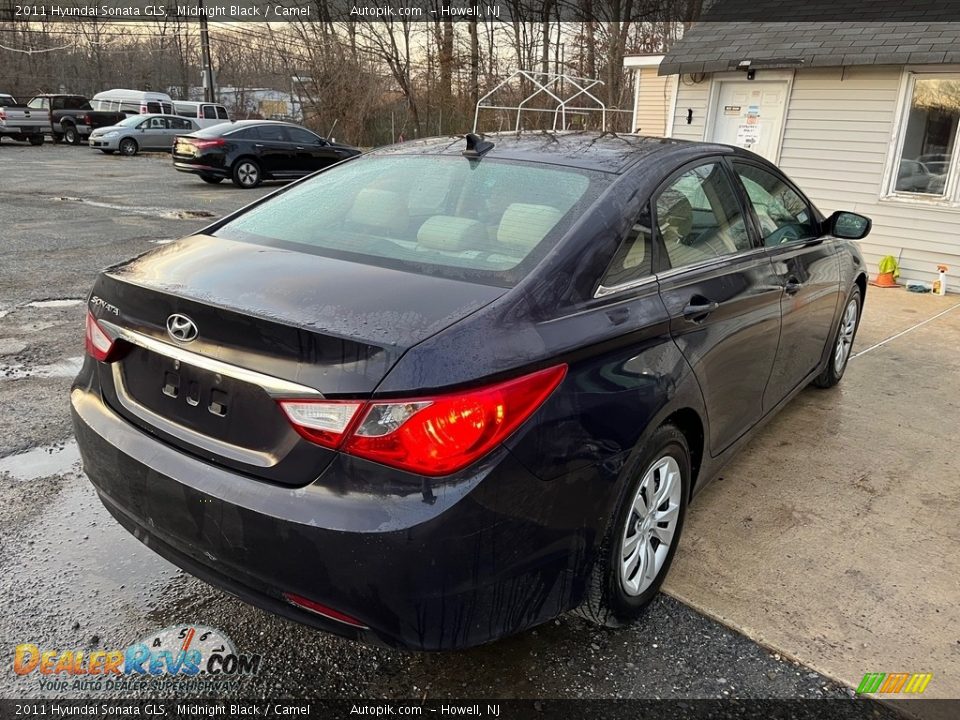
[193,122,240,137]
[213,155,610,286]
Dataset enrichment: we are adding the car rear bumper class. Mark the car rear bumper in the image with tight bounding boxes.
[0,125,45,135]
[174,161,228,177]
[71,362,595,650]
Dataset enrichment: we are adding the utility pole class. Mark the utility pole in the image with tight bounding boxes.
[198,0,215,102]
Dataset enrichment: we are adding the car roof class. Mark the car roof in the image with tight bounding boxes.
[226,120,300,127]
[371,132,739,174]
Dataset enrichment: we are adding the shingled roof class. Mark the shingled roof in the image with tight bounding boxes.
[659,1,960,76]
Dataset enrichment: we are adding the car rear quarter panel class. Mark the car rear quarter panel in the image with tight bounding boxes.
[378,159,710,545]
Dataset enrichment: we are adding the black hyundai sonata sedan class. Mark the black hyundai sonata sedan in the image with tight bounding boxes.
[72,132,871,650]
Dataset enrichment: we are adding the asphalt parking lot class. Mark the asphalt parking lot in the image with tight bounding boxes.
[0,141,945,710]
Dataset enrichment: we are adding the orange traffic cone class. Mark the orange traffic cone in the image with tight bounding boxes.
[870,254,901,288]
[870,271,899,288]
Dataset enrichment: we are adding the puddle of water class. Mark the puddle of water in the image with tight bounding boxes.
[1,356,83,380]
[25,299,83,308]
[161,210,216,220]
[55,196,214,221]
[0,440,82,481]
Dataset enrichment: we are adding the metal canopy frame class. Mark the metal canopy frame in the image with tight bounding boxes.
[473,69,627,134]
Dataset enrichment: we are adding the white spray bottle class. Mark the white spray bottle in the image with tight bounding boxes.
[935,265,948,296]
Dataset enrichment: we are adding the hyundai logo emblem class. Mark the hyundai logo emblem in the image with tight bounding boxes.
[166,313,198,343]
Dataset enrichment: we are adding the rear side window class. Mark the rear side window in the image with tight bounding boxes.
[202,105,217,119]
[215,155,608,286]
[601,203,654,290]
[176,104,197,118]
[258,124,288,142]
[229,127,261,140]
[216,106,229,119]
[656,162,751,270]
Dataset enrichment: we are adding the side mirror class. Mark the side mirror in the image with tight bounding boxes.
[826,211,871,240]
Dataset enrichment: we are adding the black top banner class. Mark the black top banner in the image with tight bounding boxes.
[4,0,960,23]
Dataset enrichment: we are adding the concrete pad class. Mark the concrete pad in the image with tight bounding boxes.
[663,289,960,700]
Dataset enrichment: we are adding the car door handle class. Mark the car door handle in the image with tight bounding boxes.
[785,279,802,295]
[295,146,305,150]
[254,143,264,148]
[682,297,720,322]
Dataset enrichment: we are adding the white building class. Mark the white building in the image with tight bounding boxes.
[628,19,960,286]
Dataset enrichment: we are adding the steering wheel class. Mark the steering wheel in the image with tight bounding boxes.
[765,224,803,246]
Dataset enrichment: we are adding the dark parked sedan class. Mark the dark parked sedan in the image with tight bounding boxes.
[72,132,871,650]
[171,119,360,187]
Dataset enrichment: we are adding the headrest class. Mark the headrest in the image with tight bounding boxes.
[496,203,563,254]
[346,189,408,233]
[658,193,693,239]
[417,216,487,251]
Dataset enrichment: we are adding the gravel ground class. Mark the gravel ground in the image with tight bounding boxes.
[0,141,890,706]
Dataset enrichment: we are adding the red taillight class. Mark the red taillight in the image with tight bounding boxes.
[283,593,368,629]
[0,111,6,121]
[83,114,91,125]
[191,138,226,149]
[84,311,116,362]
[278,365,567,476]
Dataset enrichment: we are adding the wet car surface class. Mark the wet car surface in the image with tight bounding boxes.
[1,143,866,700]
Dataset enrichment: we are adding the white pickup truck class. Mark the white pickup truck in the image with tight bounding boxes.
[0,93,46,145]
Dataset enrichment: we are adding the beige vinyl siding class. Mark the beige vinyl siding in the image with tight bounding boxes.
[666,65,960,286]
[670,78,709,141]
[779,66,958,286]
[633,67,673,136]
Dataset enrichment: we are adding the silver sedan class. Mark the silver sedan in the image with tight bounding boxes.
[89,114,199,156]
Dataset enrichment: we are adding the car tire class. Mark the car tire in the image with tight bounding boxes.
[576,423,690,627]
[200,175,224,184]
[813,286,862,389]
[63,124,80,145]
[119,138,138,157]
[28,135,44,146]
[232,159,261,188]
[100,149,115,155]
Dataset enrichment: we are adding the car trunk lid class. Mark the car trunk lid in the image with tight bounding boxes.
[90,234,505,486]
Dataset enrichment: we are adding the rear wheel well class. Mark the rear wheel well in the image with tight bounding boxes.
[662,408,704,497]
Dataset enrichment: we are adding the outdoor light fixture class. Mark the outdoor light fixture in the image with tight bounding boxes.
[737,60,757,80]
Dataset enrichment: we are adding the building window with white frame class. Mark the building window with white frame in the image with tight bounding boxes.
[892,76,960,198]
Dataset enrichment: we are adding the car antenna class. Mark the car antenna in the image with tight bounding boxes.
[462,132,494,159]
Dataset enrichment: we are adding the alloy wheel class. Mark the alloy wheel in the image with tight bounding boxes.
[834,297,858,372]
[620,455,682,596]
[237,162,259,187]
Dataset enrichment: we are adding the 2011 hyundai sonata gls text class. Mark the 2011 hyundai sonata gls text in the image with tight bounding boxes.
[72,132,871,650]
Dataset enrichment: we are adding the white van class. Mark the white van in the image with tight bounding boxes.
[173,101,231,128]
[91,89,175,116]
